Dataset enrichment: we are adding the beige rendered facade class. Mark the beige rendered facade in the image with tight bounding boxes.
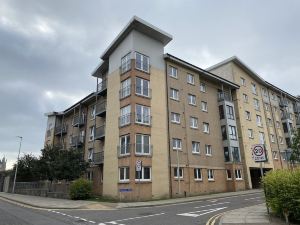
[44,16,300,200]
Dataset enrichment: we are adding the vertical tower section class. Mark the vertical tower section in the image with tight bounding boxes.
[93,16,172,200]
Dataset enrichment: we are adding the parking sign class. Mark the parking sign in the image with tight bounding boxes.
[136,160,142,171]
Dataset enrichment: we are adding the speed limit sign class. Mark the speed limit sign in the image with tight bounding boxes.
[252,144,267,162]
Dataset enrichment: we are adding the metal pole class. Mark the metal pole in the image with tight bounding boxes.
[176,148,181,195]
[12,136,22,193]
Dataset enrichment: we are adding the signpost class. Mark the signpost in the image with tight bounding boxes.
[252,144,267,178]
[136,160,142,201]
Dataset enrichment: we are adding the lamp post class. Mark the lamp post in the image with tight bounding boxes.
[12,136,22,193]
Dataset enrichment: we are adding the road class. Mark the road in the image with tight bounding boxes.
[0,192,264,225]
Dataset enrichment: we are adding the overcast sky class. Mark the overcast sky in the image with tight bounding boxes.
[1,0,299,169]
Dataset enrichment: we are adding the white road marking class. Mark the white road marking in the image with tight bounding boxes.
[194,202,230,208]
[207,199,218,203]
[244,197,262,201]
[49,210,96,224]
[177,207,227,218]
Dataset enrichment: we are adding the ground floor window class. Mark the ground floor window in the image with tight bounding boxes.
[194,168,202,180]
[135,167,151,181]
[235,169,243,180]
[207,169,214,181]
[226,170,232,180]
[174,167,184,179]
[119,167,129,182]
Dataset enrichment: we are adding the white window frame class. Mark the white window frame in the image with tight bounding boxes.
[226,170,232,180]
[174,167,183,179]
[171,112,180,124]
[229,125,237,140]
[226,105,235,120]
[170,88,179,100]
[272,151,278,159]
[88,148,94,161]
[120,78,131,99]
[270,134,275,143]
[190,117,198,129]
[172,138,182,150]
[135,52,149,73]
[205,144,212,156]
[252,83,257,95]
[135,77,150,98]
[119,167,130,182]
[201,101,208,112]
[207,169,214,181]
[188,94,196,105]
[259,132,265,144]
[90,105,96,119]
[194,168,202,181]
[135,104,150,125]
[245,111,251,120]
[240,77,246,86]
[256,115,262,127]
[120,105,131,126]
[192,141,200,154]
[203,122,210,133]
[135,134,151,155]
[89,126,95,141]
[187,73,195,85]
[200,82,206,92]
[254,98,260,110]
[121,52,131,73]
[235,169,243,180]
[169,66,178,78]
[248,129,254,139]
[243,94,249,103]
[119,134,130,156]
[135,166,151,181]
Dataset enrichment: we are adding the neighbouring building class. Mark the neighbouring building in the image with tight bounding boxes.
[0,157,6,172]
[44,16,299,200]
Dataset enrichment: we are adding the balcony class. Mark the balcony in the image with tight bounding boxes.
[279,98,288,107]
[70,135,84,147]
[94,125,105,140]
[95,101,106,117]
[281,112,292,121]
[117,144,133,157]
[72,115,85,127]
[92,151,104,164]
[118,113,152,127]
[218,92,232,102]
[296,116,300,126]
[54,124,68,135]
[97,79,107,95]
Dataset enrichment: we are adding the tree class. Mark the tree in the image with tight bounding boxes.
[291,128,300,164]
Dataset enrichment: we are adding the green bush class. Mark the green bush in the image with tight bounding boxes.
[262,169,300,221]
[69,178,92,200]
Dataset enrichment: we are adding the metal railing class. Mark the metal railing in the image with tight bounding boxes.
[281,112,292,120]
[117,144,132,157]
[97,79,107,93]
[118,113,152,127]
[119,86,131,99]
[94,125,105,140]
[135,143,153,156]
[279,98,288,107]
[54,124,68,135]
[72,114,85,126]
[135,114,152,126]
[92,151,104,164]
[135,85,152,98]
[70,135,84,147]
[218,92,232,102]
[119,113,132,127]
[95,101,106,116]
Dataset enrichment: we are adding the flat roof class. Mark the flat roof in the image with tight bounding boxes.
[101,16,173,60]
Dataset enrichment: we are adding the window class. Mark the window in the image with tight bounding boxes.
[194,168,202,180]
[119,167,129,182]
[265,103,270,111]
[256,115,262,127]
[232,147,241,162]
[240,77,246,86]
[187,73,195,84]
[136,134,151,155]
[276,121,280,128]
[200,82,206,92]
[169,66,178,78]
[170,88,179,100]
[243,94,249,103]
[172,138,182,150]
[188,94,196,105]
[229,125,237,140]
[121,52,131,73]
[136,77,150,97]
[259,132,265,144]
[226,105,234,120]
[120,105,131,126]
[219,105,225,119]
[120,78,131,99]
[224,147,230,162]
[272,151,278,159]
[135,104,150,125]
[87,171,93,181]
[135,167,151,181]
[267,118,272,126]
[248,129,254,139]
[174,167,183,179]
[171,112,180,124]
[252,83,257,95]
[205,144,212,156]
[190,117,198,129]
[135,52,149,72]
[226,170,232,180]
[192,141,200,154]
[120,135,130,156]
[221,125,227,140]
[235,169,242,180]
[89,126,95,141]
[270,134,275,143]
[203,122,210,133]
[254,98,260,110]
[279,136,284,144]
[201,101,208,112]
[88,148,94,161]
[245,111,251,120]
[90,105,96,119]
[207,169,214,181]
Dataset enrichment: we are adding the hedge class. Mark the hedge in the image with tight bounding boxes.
[262,169,300,222]
[69,178,92,200]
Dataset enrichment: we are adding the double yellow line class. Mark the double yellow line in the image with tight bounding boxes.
[205,212,225,225]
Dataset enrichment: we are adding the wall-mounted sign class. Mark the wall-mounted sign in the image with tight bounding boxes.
[252,144,267,162]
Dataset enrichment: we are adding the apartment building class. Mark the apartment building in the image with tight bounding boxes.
[208,57,300,188]
[45,16,299,200]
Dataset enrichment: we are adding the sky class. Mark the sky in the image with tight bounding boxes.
[1,0,300,169]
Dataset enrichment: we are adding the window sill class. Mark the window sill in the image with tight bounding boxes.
[170,98,180,102]
[202,110,208,113]
[226,178,233,181]
[135,153,152,157]
[174,178,184,181]
[188,103,197,107]
[203,132,210,134]
[135,67,150,74]
[171,121,181,125]
[120,94,131,100]
[173,148,182,151]
[120,68,131,75]
[194,179,203,182]
[187,82,195,86]
[192,152,200,155]
[134,180,152,183]
[235,178,243,181]
[208,179,215,182]
[206,154,212,157]
[118,154,131,158]
[135,93,151,99]
[135,122,151,127]
[169,75,178,79]
[190,127,198,130]
[118,181,130,184]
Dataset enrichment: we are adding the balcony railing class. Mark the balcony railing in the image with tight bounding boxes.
[117,143,153,156]
[118,113,152,127]
[54,124,68,135]
[119,86,131,99]
[296,116,300,125]
[70,135,84,147]
[279,98,288,107]
[281,112,292,121]
[135,143,153,156]
[95,101,106,117]
[135,85,152,98]
[97,79,107,94]
[218,92,232,102]
[72,114,85,127]
[94,125,105,140]
[117,144,133,157]
[92,151,104,164]
[294,104,300,113]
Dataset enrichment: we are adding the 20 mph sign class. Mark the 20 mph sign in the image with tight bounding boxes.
[252,144,267,162]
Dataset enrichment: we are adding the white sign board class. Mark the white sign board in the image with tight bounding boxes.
[252,144,267,162]
[136,160,142,172]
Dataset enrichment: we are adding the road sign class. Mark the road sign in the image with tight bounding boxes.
[119,188,132,193]
[252,144,267,162]
[136,160,142,171]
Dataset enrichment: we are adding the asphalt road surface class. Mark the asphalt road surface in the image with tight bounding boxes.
[0,192,264,225]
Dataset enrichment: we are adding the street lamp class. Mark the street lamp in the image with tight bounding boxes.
[12,136,22,193]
